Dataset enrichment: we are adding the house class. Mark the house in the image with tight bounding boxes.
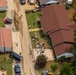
[0,0,7,11]
[38,0,73,7]
[0,28,12,52]
[40,4,76,58]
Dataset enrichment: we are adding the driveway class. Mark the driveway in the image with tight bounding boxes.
[12,32,22,54]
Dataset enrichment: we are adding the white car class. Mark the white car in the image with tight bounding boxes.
[29,0,34,4]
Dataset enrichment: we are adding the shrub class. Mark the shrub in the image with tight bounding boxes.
[50,63,59,72]
[35,55,47,69]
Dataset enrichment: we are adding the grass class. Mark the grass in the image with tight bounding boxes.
[30,30,52,49]
[26,11,41,29]
[35,61,60,75]
[0,53,13,75]
[0,11,6,27]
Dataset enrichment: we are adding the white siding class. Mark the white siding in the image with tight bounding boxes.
[0,6,7,11]
[57,53,74,58]
[0,47,11,52]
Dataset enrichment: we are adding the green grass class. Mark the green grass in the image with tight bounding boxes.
[36,61,60,75]
[0,11,6,27]
[26,11,41,29]
[0,53,13,75]
[30,30,52,49]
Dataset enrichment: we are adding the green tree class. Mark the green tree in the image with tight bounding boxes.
[72,0,76,10]
[72,29,76,53]
[50,63,59,72]
[35,55,47,68]
[65,3,70,10]
[60,62,74,75]
[57,56,65,62]
[73,12,76,22]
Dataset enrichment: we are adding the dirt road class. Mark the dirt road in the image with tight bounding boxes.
[19,5,36,75]
[13,0,36,75]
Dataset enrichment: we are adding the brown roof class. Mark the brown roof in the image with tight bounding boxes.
[40,4,70,33]
[0,29,4,47]
[0,0,7,7]
[49,29,74,46]
[54,43,72,56]
[0,28,12,48]
[40,4,76,57]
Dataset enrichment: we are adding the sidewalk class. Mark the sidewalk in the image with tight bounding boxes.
[29,28,41,32]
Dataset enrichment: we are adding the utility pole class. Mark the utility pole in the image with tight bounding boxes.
[2,29,6,61]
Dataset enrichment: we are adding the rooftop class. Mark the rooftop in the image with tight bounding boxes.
[0,28,12,48]
[0,0,7,7]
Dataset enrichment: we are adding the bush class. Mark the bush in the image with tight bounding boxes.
[65,3,70,10]
[50,63,59,72]
[35,55,47,69]
[57,56,65,62]
[72,0,76,10]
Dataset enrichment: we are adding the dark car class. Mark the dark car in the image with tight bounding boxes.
[14,65,21,75]
[11,52,22,61]
[20,0,26,4]
[4,18,12,24]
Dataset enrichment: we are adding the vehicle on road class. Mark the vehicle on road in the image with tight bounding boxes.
[11,52,22,61]
[4,18,12,24]
[20,0,26,4]
[14,64,21,75]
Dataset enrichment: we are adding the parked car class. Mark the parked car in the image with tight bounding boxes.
[20,0,26,4]
[14,65,21,75]
[29,0,34,4]
[11,52,22,61]
[4,18,12,24]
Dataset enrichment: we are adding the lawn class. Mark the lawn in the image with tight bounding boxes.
[35,61,60,75]
[30,30,52,49]
[0,11,6,27]
[0,53,13,75]
[26,11,41,29]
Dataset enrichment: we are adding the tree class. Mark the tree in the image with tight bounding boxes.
[65,3,70,10]
[50,63,59,72]
[72,29,76,53]
[57,56,65,62]
[35,55,47,68]
[60,62,74,75]
[72,0,76,11]
[73,12,76,22]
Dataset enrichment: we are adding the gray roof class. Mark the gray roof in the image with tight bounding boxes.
[38,0,66,5]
